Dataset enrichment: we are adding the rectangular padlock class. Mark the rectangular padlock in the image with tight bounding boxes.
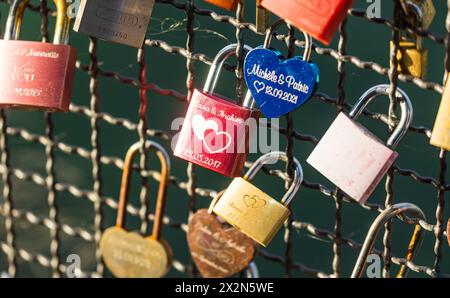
[74,0,154,48]
[307,85,412,204]
[261,0,355,45]
[390,40,428,79]
[430,78,450,151]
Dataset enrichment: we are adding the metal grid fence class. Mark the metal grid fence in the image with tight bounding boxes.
[0,0,449,278]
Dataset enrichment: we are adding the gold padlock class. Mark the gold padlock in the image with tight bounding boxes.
[212,151,303,247]
[391,37,428,79]
[430,78,450,151]
[400,0,435,30]
[100,141,172,278]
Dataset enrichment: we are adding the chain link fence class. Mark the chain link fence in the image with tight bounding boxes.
[0,0,448,278]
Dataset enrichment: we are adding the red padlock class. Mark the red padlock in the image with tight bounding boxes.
[261,0,355,45]
[174,44,260,177]
[0,0,77,112]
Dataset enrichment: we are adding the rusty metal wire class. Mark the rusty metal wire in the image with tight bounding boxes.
[0,0,448,278]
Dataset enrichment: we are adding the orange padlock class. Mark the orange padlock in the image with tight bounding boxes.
[203,0,238,10]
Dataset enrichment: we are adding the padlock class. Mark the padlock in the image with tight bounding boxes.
[74,0,154,48]
[391,1,429,79]
[0,0,77,112]
[261,0,355,45]
[351,203,425,278]
[244,19,319,118]
[212,151,303,247]
[100,141,172,278]
[187,191,256,278]
[173,43,260,177]
[447,218,450,247]
[430,77,450,151]
[400,0,435,30]
[307,85,413,204]
[203,0,238,11]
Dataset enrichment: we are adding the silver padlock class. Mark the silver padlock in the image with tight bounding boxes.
[73,0,154,48]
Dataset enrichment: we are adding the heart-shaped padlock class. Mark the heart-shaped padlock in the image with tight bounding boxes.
[244,20,319,118]
[100,141,172,278]
[187,191,256,278]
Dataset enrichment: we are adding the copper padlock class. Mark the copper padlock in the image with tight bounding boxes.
[307,85,413,204]
[430,77,450,151]
[212,151,303,247]
[100,141,172,278]
[0,0,77,112]
[352,203,425,278]
[74,0,155,48]
[203,0,238,10]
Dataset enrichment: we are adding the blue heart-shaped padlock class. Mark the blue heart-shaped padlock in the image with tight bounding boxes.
[244,47,319,118]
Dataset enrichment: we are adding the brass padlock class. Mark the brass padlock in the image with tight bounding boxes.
[212,151,303,247]
[430,78,450,151]
[400,0,435,30]
[351,202,425,278]
[100,141,172,278]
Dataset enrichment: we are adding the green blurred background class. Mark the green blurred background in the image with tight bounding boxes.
[0,0,448,277]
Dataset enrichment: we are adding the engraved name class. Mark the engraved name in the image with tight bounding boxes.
[194,222,247,253]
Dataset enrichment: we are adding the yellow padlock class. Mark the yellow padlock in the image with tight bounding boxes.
[212,151,303,247]
[430,78,450,151]
[391,37,428,79]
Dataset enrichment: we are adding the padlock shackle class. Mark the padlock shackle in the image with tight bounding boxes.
[263,19,312,62]
[243,151,303,206]
[401,0,424,29]
[116,141,171,241]
[4,0,70,45]
[349,84,413,149]
[245,262,260,278]
[203,43,256,109]
[351,202,426,278]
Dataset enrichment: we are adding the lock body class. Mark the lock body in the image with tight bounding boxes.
[0,40,77,112]
[174,89,259,177]
[212,177,290,246]
[74,0,154,48]
[391,40,428,79]
[430,78,450,151]
[261,0,354,45]
[307,113,398,204]
[203,0,237,10]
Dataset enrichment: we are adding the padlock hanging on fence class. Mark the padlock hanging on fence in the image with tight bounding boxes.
[212,151,303,247]
[307,84,413,204]
[100,141,172,278]
[174,43,260,177]
[73,0,155,48]
[430,77,450,152]
[391,0,435,79]
[260,0,355,45]
[187,190,256,278]
[351,203,425,278]
[244,19,319,118]
[0,0,77,112]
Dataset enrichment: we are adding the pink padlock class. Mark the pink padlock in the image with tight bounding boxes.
[174,44,260,177]
[307,85,413,204]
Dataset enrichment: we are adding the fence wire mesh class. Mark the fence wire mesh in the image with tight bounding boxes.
[0,0,448,278]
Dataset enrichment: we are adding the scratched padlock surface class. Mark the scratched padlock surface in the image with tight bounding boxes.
[0,0,448,278]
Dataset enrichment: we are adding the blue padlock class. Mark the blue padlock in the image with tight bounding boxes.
[244,20,319,118]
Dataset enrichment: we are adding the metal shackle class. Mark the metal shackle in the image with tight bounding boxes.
[116,141,171,241]
[400,0,424,49]
[203,43,256,109]
[351,202,426,278]
[349,84,413,149]
[4,0,70,45]
[243,151,303,206]
[245,262,260,278]
[263,19,313,62]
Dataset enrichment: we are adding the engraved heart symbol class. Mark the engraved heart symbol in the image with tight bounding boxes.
[253,81,265,93]
[100,227,170,278]
[243,194,267,208]
[244,47,319,118]
[187,209,255,278]
[191,115,232,154]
